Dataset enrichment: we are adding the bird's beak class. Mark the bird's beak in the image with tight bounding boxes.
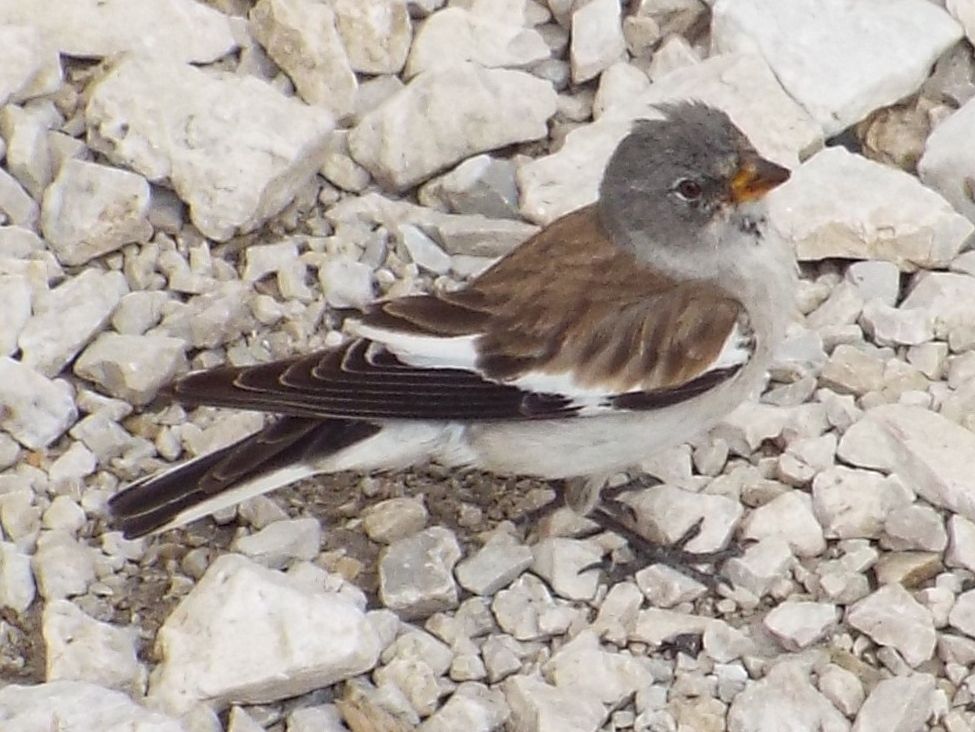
[728,156,791,204]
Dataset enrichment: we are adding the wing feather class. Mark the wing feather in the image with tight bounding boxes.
[168,206,754,421]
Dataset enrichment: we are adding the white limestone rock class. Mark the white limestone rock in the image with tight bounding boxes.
[348,63,556,191]
[18,268,127,378]
[41,160,151,266]
[149,553,381,714]
[570,0,626,83]
[812,466,913,540]
[769,147,973,271]
[43,599,144,692]
[74,333,187,406]
[397,224,452,275]
[504,674,606,732]
[0,167,38,227]
[317,255,376,309]
[0,274,31,356]
[0,541,35,613]
[817,664,864,718]
[456,536,533,596]
[859,300,934,347]
[852,674,935,732]
[249,0,357,120]
[728,662,849,732]
[919,95,975,223]
[0,25,62,105]
[531,538,601,601]
[837,404,975,524]
[517,52,822,224]
[333,0,412,75]
[379,527,462,620]
[419,154,520,219]
[0,681,184,732]
[846,260,901,307]
[901,272,975,346]
[712,0,963,136]
[405,7,548,78]
[86,56,333,241]
[544,629,654,707]
[723,536,795,598]
[0,0,237,63]
[422,682,509,732]
[763,601,838,651]
[0,104,57,200]
[623,483,742,554]
[740,491,826,558]
[847,583,936,667]
[0,358,76,449]
[232,517,322,569]
[31,531,96,600]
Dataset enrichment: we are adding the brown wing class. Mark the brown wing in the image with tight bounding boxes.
[169,206,750,420]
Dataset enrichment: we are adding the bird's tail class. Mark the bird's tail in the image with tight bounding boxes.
[108,417,380,538]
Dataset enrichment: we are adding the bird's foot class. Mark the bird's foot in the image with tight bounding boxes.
[584,501,739,591]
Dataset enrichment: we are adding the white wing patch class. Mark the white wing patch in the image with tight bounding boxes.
[350,322,481,370]
[710,320,754,371]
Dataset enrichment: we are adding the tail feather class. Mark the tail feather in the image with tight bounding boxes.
[108,417,380,538]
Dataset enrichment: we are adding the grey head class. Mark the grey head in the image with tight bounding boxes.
[598,102,790,279]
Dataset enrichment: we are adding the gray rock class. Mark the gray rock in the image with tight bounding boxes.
[149,553,381,713]
[819,344,885,396]
[317,255,376,309]
[0,358,76,449]
[349,63,556,191]
[397,223,452,275]
[491,573,558,641]
[624,483,742,554]
[379,527,462,619]
[845,260,901,306]
[531,538,601,601]
[0,0,237,62]
[405,7,548,78]
[712,0,962,136]
[883,504,947,553]
[901,272,975,345]
[86,56,333,241]
[724,537,795,597]
[859,300,934,347]
[74,333,187,406]
[847,583,936,667]
[741,491,826,558]
[43,599,144,692]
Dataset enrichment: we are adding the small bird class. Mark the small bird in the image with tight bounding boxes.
[109,102,794,548]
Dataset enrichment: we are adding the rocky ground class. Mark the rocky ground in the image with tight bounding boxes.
[1,0,975,730]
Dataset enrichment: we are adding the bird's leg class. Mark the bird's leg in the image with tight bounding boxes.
[579,476,740,591]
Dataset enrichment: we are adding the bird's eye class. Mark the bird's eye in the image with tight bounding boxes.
[673,178,703,201]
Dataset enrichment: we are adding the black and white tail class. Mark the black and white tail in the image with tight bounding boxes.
[108,417,379,538]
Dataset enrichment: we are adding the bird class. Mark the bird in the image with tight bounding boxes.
[109,102,795,558]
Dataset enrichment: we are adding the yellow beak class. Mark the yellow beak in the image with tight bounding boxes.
[729,157,791,203]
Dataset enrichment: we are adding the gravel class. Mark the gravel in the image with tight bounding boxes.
[3,1,975,731]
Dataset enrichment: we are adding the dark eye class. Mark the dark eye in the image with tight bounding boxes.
[674,178,703,201]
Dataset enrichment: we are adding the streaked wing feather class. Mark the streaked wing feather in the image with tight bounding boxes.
[169,206,753,421]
